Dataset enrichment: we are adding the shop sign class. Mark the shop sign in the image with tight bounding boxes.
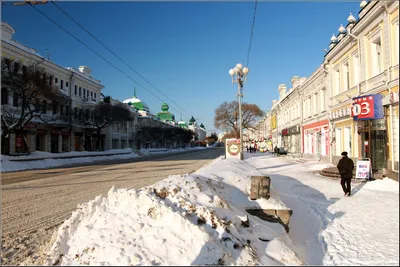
[281,129,289,136]
[36,129,47,136]
[329,107,351,120]
[23,122,37,129]
[351,94,383,120]
[390,91,399,103]
[225,138,241,159]
[289,125,300,134]
[355,159,372,179]
[16,136,22,148]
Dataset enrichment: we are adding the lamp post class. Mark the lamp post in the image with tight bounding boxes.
[229,63,249,160]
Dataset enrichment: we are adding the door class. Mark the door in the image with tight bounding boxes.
[371,130,387,170]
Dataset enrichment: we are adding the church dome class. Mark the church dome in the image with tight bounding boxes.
[122,87,150,112]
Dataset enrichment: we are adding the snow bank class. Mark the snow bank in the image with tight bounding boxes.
[32,157,302,266]
[1,149,139,173]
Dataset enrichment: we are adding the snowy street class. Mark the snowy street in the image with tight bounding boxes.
[0,147,224,265]
[1,150,398,266]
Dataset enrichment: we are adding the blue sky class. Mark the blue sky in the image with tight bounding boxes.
[2,1,361,133]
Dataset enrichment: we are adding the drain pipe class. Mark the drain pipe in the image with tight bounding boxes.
[383,1,398,174]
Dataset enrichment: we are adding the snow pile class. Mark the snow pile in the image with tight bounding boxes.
[33,158,302,266]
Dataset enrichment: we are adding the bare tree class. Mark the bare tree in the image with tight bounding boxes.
[214,101,264,138]
[80,100,133,150]
[1,58,69,153]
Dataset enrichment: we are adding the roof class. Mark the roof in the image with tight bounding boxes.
[123,97,150,112]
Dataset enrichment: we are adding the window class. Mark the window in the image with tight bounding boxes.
[13,92,18,107]
[313,93,317,115]
[79,109,83,120]
[66,82,69,88]
[49,75,53,86]
[87,90,89,97]
[42,100,47,114]
[74,107,78,119]
[320,89,326,112]
[83,88,86,97]
[352,54,360,87]
[60,104,64,116]
[393,19,399,65]
[35,98,40,112]
[55,77,58,84]
[343,62,349,91]
[14,62,20,74]
[90,91,93,97]
[66,105,70,116]
[60,80,64,89]
[94,92,97,99]
[334,68,340,95]
[1,88,8,105]
[307,97,311,117]
[52,100,58,115]
[79,87,82,96]
[22,65,27,76]
[370,35,383,76]
[75,85,77,95]
[335,128,342,156]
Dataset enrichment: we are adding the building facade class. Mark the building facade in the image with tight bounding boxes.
[325,0,399,178]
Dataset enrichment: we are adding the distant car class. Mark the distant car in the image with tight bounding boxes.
[278,147,288,155]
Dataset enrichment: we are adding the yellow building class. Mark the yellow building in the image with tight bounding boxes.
[325,1,399,179]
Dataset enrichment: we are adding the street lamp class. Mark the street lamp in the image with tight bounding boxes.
[229,63,249,160]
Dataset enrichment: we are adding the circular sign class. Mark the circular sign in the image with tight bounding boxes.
[227,140,240,156]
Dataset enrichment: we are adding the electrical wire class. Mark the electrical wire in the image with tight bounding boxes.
[28,3,194,121]
[246,0,258,67]
[50,1,193,120]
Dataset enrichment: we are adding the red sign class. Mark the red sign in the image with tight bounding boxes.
[16,137,22,148]
[351,96,374,119]
[23,122,37,129]
[282,129,289,136]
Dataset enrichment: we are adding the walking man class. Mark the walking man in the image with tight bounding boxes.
[337,151,354,196]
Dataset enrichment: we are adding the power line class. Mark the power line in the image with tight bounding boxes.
[49,1,194,119]
[246,0,258,67]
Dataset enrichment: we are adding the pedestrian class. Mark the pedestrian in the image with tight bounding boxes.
[337,151,355,196]
[246,145,249,153]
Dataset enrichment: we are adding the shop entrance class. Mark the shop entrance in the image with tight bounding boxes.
[359,119,387,171]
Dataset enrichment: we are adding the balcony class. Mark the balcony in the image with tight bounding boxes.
[82,97,98,105]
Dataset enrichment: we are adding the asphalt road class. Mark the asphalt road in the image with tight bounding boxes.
[0,147,224,265]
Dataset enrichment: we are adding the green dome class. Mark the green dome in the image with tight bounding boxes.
[155,102,175,122]
[200,123,205,129]
[189,116,196,125]
[122,87,150,112]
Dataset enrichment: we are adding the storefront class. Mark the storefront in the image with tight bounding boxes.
[330,106,353,164]
[303,119,330,160]
[289,125,301,154]
[61,130,71,152]
[74,131,83,151]
[351,94,387,172]
[281,128,289,151]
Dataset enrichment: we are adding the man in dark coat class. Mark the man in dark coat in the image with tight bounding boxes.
[337,151,355,196]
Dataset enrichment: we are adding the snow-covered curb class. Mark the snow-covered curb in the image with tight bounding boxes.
[0,146,211,173]
[28,158,302,266]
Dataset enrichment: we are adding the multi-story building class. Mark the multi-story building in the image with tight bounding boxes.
[300,66,330,161]
[1,22,104,154]
[325,0,399,178]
